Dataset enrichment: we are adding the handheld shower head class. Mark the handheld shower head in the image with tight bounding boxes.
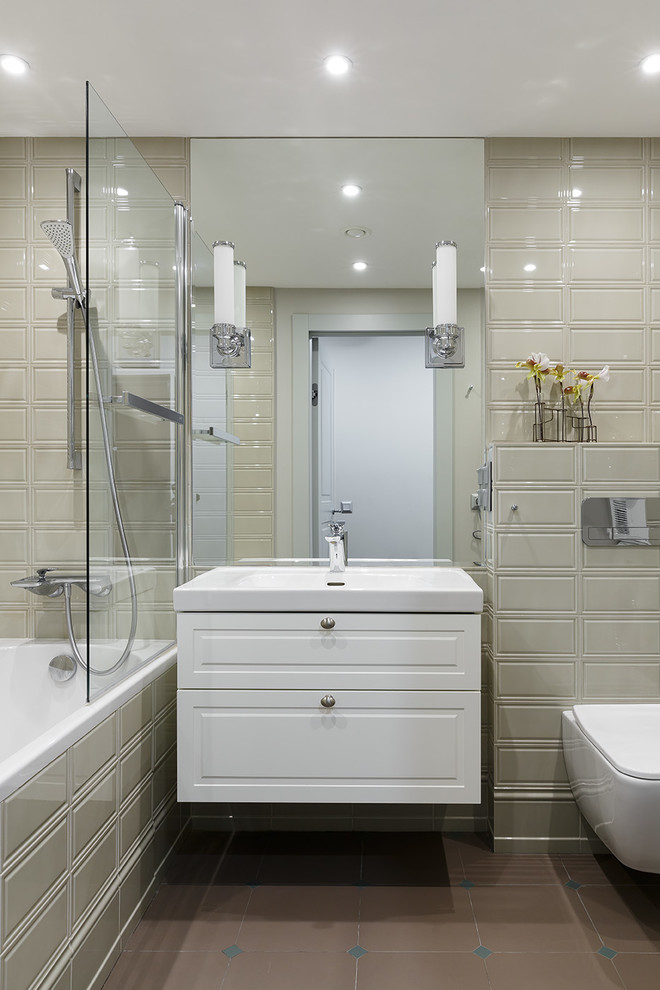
[41,219,76,260]
[40,219,85,308]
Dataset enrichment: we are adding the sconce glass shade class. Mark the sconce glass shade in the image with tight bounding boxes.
[210,324,252,368]
[213,240,235,325]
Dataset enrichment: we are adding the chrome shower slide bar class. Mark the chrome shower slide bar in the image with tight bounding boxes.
[66,168,82,470]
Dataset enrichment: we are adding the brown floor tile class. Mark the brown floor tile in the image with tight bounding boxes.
[163,830,232,885]
[238,885,361,951]
[213,831,269,885]
[222,951,357,989]
[455,835,567,885]
[356,951,490,990]
[125,884,252,952]
[614,952,660,988]
[470,885,601,952]
[467,855,567,886]
[578,886,660,953]
[358,886,479,951]
[257,831,362,884]
[451,833,492,858]
[437,836,468,881]
[101,951,229,990]
[485,951,625,990]
[361,832,452,885]
[562,853,660,887]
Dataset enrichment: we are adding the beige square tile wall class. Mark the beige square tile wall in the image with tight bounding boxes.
[488,443,660,852]
[486,137,660,851]
[0,137,188,639]
[230,286,275,561]
[486,137,659,442]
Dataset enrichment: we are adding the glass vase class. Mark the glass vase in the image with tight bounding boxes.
[532,400,554,442]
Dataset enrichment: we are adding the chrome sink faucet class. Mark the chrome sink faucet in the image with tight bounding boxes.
[324,521,348,572]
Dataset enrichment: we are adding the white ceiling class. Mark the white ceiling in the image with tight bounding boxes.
[2,0,660,138]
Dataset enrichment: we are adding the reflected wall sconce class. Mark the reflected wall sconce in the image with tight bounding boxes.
[210,240,252,368]
[425,240,464,369]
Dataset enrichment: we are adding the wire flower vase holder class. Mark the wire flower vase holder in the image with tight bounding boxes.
[569,387,598,443]
[533,394,597,442]
[518,356,607,443]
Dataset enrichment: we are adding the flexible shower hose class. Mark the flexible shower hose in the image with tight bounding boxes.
[65,303,138,678]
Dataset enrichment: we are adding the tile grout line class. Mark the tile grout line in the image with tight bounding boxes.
[206,830,236,886]
[574,886,608,951]
[218,884,256,990]
[354,883,365,990]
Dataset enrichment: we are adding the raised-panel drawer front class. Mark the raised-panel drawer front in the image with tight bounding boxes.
[494,490,576,527]
[177,689,480,804]
[177,613,480,691]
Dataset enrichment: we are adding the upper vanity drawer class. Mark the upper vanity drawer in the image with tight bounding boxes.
[494,490,577,527]
[177,612,481,691]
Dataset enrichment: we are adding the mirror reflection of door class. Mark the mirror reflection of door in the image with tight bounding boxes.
[311,333,434,560]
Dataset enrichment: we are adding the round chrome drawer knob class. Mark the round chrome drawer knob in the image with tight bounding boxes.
[320,695,336,708]
[320,616,336,629]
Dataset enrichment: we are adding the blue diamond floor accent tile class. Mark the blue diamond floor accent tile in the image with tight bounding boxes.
[460,880,475,889]
[223,945,244,959]
[473,946,493,959]
[565,880,582,890]
[347,945,368,959]
[598,946,618,960]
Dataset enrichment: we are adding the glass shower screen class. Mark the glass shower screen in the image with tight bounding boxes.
[85,83,181,701]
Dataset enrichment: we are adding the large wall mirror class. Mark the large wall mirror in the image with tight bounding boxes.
[190,138,485,566]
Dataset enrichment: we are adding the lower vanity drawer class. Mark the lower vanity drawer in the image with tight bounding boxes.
[177,612,481,691]
[177,689,481,804]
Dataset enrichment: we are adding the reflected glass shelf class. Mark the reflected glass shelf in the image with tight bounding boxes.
[193,426,240,445]
[105,391,184,425]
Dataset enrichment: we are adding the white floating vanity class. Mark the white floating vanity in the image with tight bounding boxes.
[174,566,483,804]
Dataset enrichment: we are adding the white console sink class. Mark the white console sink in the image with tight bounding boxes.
[174,565,483,613]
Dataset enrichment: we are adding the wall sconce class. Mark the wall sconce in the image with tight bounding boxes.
[425,240,464,369]
[210,240,252,368]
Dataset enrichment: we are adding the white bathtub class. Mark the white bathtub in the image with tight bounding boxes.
[0,638,177,803]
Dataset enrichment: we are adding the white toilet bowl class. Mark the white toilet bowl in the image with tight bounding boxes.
[562,704,660,873]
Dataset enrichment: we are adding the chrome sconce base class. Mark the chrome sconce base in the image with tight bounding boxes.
[210,323,252,368]
[424,323,465,368]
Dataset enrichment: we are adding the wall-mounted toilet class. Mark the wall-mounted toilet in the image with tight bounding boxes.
[562,704,660,873]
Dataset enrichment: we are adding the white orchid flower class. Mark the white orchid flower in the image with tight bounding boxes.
[529,352,551,371]
[594,365,610,382]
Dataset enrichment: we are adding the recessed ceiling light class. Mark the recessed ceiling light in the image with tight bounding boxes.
[352,261,367,271]
[342,183,362,198]
[0,54,30,75]
[324,54,352,76]
[116,187,129,197]
[344,226,370,238]
[572,188,583,198]
[523,263,537,272]
[640,53,660,75]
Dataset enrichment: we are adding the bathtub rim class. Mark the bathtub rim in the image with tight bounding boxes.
[0,639,177,804]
